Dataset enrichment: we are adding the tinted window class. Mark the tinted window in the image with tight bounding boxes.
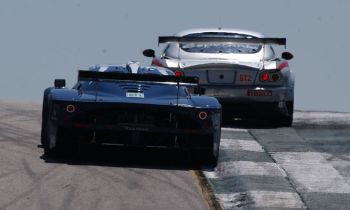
[180,32,261,54]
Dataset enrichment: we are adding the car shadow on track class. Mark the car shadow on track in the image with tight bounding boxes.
[39,120,287,170]
[222,118,289,129]
[39,144,207,171]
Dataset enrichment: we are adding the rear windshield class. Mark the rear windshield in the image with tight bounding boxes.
[180,32,261,54]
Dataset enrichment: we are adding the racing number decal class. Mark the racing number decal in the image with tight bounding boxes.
[239,74,252,82]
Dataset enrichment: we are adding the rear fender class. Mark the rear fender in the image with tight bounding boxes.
[191,96,221,109]
[50,89,80,101]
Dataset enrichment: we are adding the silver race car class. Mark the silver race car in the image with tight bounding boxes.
[143,28,294,126]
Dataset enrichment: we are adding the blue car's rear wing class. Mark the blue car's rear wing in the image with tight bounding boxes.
[158,36,286,46]
[78,70,199,85]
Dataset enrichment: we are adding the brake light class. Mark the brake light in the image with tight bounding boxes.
[278,61,289,71]
[175,70,183,77]
[261,71,269,82]
[151,59,163,67]
[272,73,280,81]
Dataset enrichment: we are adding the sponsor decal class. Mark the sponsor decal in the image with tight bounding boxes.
[121,126,150,131]
[247,90,272,97]
[126,92,144,98]
[239,74,252,82]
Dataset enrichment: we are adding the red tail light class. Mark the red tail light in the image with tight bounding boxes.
[175,70,183,77]
[261,71,269,82]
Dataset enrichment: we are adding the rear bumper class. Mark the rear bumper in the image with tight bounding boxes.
[58,122,216,134]
[204,85,294,119]
[200,85,294,103]
[50,101,221,147]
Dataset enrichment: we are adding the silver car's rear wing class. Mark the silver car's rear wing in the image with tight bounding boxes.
[78,70,199,85]
[158,36,286,46]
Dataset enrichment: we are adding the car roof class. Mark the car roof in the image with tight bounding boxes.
[89,62,175,76]
[174,28,264,38]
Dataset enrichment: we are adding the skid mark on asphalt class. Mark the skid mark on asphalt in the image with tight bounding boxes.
[80,167,129,210]
[126,168,202,200]
[57,173,79,210]
[203,128,306,209]
[1,165,62,209]
[80,166,203,210]
[22,158,52,210]
[0,122,40,148]
[0,170,19,180]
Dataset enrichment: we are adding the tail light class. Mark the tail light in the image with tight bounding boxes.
[272,73,280,81]
[66,104,76,113]
[198,111,208,120]
[261,71,269,82]
[175,70,183,77]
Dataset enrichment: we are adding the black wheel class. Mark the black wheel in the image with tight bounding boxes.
[40,97,48,145]
[43,121,60,157]
[278,115,293,127]
[41,88,53,145]
[278,101,294,127]
[202,148,219,167]
[201,129,221,167]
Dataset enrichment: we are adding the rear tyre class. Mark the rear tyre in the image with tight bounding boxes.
[40,97,48,145]
[277,101,294,127]
[202,147,219,167]
[43,121,61,157]
[201,129,221,167]
[278,116,293,127]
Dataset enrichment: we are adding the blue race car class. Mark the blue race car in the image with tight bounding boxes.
[41,62,221,164]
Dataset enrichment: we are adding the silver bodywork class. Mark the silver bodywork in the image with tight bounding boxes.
[149,28,294,123]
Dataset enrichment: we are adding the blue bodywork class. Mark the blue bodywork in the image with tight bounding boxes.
[41,63,221,153]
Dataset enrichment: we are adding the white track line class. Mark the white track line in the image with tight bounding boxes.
[221,128,248,132]
[204,161,287,179]
[272,152,350,193]
[220,139,264,152]
[217,191,305,209]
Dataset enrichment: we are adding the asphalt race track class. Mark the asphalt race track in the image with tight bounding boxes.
[0,102,208,210]
[204,111,350,210]
[1,101,350,210]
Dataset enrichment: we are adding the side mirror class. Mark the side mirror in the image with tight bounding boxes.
[143,49,155,58]
[194,87,206,95]
[54,79,66,88]
[281,52,293,60]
